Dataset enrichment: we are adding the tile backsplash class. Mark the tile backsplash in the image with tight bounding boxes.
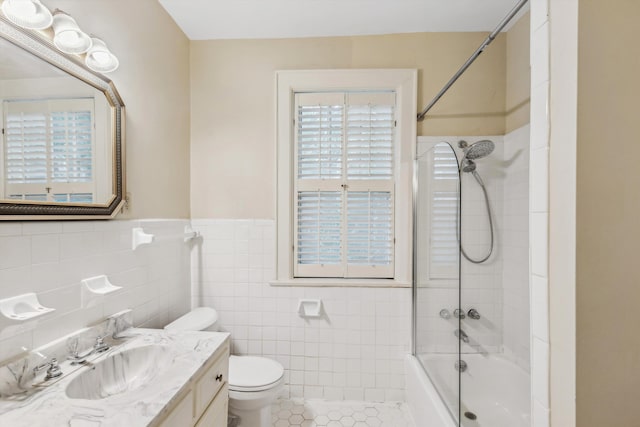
[0,219,191,363]
[191,219,411,402]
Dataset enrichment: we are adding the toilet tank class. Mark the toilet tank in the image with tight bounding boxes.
[164,307,219,332]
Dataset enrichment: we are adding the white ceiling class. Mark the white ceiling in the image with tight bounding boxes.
[158,0,528,41]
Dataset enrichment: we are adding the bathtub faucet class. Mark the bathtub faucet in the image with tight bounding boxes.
[454,329,470,343]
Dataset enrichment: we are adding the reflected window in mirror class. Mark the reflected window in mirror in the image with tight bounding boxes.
[2,98,102,203]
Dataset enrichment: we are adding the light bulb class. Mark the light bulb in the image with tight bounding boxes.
[91,50,111,65]
[12,0,37,17]
[2,0,53,30]
[52,11,91,54]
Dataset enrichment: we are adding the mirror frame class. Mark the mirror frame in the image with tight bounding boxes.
[0,15,125,220]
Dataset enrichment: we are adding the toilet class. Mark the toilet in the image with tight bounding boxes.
[164,307,284,427]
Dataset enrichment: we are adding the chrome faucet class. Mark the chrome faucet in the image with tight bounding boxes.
[67,335,110,365]
[454,329,470,343]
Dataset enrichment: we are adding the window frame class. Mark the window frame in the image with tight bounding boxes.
[274,69,417,287]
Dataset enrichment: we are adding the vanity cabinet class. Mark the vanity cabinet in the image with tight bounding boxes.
[157,340,229,427]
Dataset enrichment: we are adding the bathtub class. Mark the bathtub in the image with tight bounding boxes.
[405,354,530,427]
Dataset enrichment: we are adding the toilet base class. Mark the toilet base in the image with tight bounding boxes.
[229,405,272,427]
[227,381,282,427]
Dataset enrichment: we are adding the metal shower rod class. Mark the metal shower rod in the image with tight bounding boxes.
[417,0,530,121]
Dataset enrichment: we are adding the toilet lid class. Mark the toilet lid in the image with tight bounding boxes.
[164,307,218,332]
[228,356,284,392]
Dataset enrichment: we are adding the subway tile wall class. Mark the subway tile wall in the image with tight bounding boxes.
[0,219,191,363]
[191,219,411,402]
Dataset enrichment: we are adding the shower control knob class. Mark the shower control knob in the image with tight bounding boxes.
[439,309,451,319]
[467,309,481,320]
[453,309,466,319]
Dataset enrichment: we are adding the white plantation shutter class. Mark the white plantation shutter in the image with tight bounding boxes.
[294,92,395,278]
[428,143,459,279]
[4,111,47,185]
[3,99,95,202]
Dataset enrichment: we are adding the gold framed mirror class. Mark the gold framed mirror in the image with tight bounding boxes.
[0,14,124,219]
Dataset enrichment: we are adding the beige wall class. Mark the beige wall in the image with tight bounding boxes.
[47,0,191,219]
[190,32,506,219]
[576,0,640,425]
[506,12,530,133]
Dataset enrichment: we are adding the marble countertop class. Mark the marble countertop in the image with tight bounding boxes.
[0,328,230,427]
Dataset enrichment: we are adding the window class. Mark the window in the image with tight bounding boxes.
[294,92,395,278]
[2,98,95,202]
[275,70,417,286]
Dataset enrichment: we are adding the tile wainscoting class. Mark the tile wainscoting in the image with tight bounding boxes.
[191,219,411,402]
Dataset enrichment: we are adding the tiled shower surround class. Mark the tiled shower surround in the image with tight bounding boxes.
[191,219,411,401]
[415,126,530,371]
[0,219,191,363]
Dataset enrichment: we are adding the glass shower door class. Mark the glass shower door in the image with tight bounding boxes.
[414,140,461,425]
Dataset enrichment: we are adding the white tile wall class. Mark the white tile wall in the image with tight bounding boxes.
[191,219,411,402]
[0,219,191,363]
[415,137,505,357]
[502,124,531,371]
[529,0,551,424]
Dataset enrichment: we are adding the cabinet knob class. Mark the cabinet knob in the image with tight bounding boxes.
[215,374,223,382]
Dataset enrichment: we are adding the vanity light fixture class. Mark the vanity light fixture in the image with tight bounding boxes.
[85,36,119,73]
[51,10,91,54]
[1,0,53,30]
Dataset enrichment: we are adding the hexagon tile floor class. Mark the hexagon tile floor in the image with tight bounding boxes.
[271,398,416,427]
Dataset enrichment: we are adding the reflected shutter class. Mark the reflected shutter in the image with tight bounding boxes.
[3,99,95,202]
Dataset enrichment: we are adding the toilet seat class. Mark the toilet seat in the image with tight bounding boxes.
[229,355,284,392]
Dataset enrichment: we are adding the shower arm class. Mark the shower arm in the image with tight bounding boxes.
[417,0,530,121]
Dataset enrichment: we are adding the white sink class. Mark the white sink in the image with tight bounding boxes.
[65,345,171,400]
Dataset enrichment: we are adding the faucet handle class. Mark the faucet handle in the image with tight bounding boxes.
[33,357,63,381]
[93,334,110,353]
[467,308,481,320]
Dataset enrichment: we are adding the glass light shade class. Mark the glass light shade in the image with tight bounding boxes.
[52,12,91,54]
[85,37,119,73]
[1,0,53,30]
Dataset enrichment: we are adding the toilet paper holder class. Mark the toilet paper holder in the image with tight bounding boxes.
[297,299,323,318]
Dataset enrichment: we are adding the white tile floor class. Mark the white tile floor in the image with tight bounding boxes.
[271,398,416,427]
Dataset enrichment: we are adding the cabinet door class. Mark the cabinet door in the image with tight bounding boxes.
[195,348,229,416]
[159,390,194,427]
[195,385,228,427]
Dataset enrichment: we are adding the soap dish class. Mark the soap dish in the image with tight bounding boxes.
[0,293,55,322]
[81,275,122,308]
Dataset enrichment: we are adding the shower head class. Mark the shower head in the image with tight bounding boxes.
[463,140,495,160]
[461,159,476,173]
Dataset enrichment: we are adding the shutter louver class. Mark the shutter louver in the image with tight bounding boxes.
[347,191,393,276]
[5,112,48,184]
[297,104,343,180]
[346,104,394,180]
[429,143,460,278]
[51,110,93,183]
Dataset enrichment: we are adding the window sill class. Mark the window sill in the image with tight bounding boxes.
[269,278,411,288]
